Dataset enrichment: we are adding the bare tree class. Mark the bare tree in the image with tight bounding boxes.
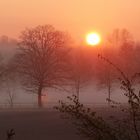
[0,54,6,89]
[67,48,93,100]
[96,48,117,105]
[5,78,16,108]
[107,28,136,77]
[3,61,18,108]
[107,28,134,50]
[99,54,140,140]
[13,25,70,107]
[95,29,135,104]
[96,63,115,105]
[56,55,140,140]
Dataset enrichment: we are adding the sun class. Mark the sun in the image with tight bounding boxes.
[86,32,101,46]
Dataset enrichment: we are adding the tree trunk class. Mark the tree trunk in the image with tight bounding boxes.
[76,87,80,100]
[76,81,80,101]
[108,84,111,105]
[38,86,43,108]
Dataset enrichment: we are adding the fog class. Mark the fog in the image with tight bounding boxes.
[0,35,129,106]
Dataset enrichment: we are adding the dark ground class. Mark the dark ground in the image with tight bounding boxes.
[0,109,86,140]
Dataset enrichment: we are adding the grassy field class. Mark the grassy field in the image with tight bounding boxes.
[0,109,86,140]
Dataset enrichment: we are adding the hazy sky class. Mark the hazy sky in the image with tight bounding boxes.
[0,0,140,42]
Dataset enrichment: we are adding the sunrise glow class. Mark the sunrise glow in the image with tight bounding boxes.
[86,33,101,46]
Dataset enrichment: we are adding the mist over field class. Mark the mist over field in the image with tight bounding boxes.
[0,36,128,106]
[0,1,140,140]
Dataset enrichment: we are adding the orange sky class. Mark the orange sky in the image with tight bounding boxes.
[0,0,140,43]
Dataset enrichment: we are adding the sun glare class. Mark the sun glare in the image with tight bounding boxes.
[86,33,101,46]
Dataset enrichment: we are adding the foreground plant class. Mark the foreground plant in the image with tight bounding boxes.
[56,55,140,140]
[55,95,118,140]
[98,54,140,140]
[6,129,15,140]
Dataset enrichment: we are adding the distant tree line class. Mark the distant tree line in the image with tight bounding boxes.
[0,25,140,140]
[56,55,140,140]
[0,26,139,108]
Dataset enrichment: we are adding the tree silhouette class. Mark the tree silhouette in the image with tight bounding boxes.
[67,48,93,100]
[14,25,70,107]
